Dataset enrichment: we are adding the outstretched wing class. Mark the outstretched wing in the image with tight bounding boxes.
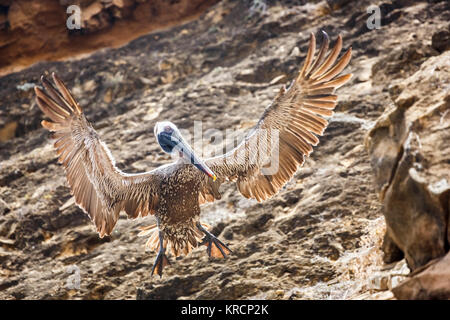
[201,32,352,203]
[35,73,162,237]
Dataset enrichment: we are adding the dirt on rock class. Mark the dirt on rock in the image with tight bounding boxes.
[0,0,449,300]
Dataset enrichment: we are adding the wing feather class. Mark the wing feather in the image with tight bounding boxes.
[35,74,162,237]
[203,32,352,202]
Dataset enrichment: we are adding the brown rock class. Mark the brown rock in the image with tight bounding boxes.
[366,51,450,271]
[0,121,17,142]
[393,252,450,299]
[0,198,10,215]
[432,28,450,53]
[0,0,217,74]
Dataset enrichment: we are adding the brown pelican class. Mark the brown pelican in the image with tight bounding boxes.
[34,32,352,276]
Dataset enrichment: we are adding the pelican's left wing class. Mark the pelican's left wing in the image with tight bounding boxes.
[35,74,162,237]
[201,32,352,203]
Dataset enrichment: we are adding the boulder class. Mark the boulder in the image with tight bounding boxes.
[366,51,450,271]
[393,252,450,299]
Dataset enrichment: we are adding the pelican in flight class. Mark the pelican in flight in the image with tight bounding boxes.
[34,32,352,276]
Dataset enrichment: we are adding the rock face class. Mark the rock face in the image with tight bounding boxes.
[0,0,449,300]
[365,4,450,299]
[366,51,450,270]
[0,0,217,75]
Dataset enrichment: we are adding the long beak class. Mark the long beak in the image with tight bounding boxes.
[175,138,217,181]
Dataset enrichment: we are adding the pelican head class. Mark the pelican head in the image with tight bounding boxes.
[154,121,217,181]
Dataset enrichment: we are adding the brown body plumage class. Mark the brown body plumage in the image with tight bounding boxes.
[34,32,352,276]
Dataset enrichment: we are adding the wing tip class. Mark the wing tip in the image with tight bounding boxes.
[320,29,330,42]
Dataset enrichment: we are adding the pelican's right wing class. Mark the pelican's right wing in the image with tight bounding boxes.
[202,32,352,203]
[35,74,162,237]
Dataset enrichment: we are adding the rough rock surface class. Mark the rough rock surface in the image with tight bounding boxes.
[0,0,449,300]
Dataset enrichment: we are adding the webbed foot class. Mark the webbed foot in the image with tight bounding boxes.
[197,223,232,258]
[151,249,170,277]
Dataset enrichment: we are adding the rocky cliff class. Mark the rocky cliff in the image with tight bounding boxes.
[0,0,449,300]
[366,25,450,299]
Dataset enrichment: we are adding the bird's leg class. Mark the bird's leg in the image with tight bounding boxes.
[197,222,232,258]
[151,220,171,277]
